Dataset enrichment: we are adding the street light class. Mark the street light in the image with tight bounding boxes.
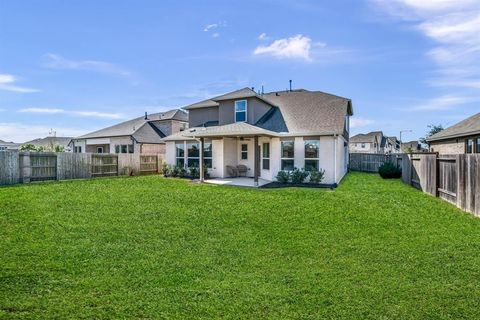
[399,130,412,144]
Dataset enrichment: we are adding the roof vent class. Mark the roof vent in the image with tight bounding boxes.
[289,79,292,92]
[144,112,148,120]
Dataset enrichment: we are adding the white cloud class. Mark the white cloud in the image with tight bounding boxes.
[372,0,480,90]
[351,118,375,128]
[410,95,477,111]
[0,122,88,143]
[203,23,218,32]
[19,108,124,119]
[43,54,131,76]
[253,34,313,61]
[258,33,269,40]
[0,73,39,93]
[211,32,220,38]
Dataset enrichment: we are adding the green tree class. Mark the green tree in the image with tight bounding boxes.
[19,143,38,151]
[420,124,444,145]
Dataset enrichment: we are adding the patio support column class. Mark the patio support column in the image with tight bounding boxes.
[254,135,259,186]
[199,137,204,182]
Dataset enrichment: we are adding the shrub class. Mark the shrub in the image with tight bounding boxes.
[291,168,309,184]
[178,166,187,178]
[189,167,199,179]
[160,162,169,176]
[170,165,180,177]
[309,169,325,184]
[276,170,291,183]
[378,162,402,179]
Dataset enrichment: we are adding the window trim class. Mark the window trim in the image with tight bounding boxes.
[262,142,270,170]
[187,141,200,168]
[304,139,320,171]
[234,100,248,123]
[203,141,213,169]
[281,140,295,171]
[466,138,474,154]
[175,142,185,168]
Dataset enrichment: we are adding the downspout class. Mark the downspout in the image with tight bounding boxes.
[333,134,337,184]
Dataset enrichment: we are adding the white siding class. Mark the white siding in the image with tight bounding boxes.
[165,141,176,165]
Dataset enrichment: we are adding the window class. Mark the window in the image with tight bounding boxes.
[0,146,6,151]
[361,143,365,148]
[477,138,480,153]
[466,138,474,153]
[204,141,212,168]
[187,142,200,167]
[96,147,104,154]
[241,144,248,160]
[176,142,185,167]
[262,142,270,170]
[74,146,82,153]
[281,140,294,170]
[115,144,134,154]
[304,140,319,171]
[235,100,247,122]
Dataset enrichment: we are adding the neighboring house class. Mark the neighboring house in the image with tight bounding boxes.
[24,136,73,151]
[0,139,20,151]
[385,136,401,154]
[350,131,401,154]
[401,140,423,153]
[426,112,480,154]
[71,109,188,155]
[162,87,353,185]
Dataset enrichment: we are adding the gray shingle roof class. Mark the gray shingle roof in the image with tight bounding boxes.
[350,133,377,143]
[24,136,73,147]
[427,112,480,142]
[78,109,187,139]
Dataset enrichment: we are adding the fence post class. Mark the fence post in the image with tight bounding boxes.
[456,154,466,211]
[19,152,31,183]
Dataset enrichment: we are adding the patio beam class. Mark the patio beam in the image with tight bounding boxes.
[199,137,204,182]
[254,135,259,186]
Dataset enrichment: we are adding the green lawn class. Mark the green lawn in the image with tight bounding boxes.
[1,173,480,319]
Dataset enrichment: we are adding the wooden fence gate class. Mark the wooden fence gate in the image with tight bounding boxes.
[140,155,158,174]
[91,154,118,177]
[30,153,57,182]
[349,153,404,172]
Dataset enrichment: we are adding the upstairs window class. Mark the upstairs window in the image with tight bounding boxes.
[235,100,247,122]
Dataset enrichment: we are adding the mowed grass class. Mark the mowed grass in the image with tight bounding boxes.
[1,173,480,319]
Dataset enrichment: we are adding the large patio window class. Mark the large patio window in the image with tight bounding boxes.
[235,100,247,122]
[176,142,185,167]
[187,142,200,167]
[281,140,294,170]
[262,142,270,170]
[304,140,319,171]
[466,138,474,153]
[204,141,212,168]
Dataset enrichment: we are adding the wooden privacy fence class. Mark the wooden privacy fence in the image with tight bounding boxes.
[349,153,404,172]
[0,151,162,186]
[402,153,480,216]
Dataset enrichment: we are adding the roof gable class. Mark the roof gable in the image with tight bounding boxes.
[427,112,480,141]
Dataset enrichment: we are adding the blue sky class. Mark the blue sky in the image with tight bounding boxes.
[1,0,479,142]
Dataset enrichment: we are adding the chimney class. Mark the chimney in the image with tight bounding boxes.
[289,80,292,92]
[261,85,264,95]
[144,112,148,120]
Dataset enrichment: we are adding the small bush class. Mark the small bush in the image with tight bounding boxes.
[189,167,199,179]
[378,162,402,179]
[160,162,169,176]
[170,166,180,177]
[291,168,309,184]
[178,166,187,178]
[276,170,291,183]
[309,169,325,184]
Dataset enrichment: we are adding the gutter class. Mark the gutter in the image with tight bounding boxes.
[333,134,337,184]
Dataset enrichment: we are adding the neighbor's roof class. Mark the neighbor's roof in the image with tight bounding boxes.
[162,122,279,141]
[24,136,73,147]
[77,109,188,141]
[427,112,480,142]
[0,139,19,146]
[350,132,378,143]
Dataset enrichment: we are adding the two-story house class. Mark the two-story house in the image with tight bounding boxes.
[349,131,400,154]
[162,87,353,186]
[71,109,188,155]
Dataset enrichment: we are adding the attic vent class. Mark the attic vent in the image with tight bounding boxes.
[144,112,148,120]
